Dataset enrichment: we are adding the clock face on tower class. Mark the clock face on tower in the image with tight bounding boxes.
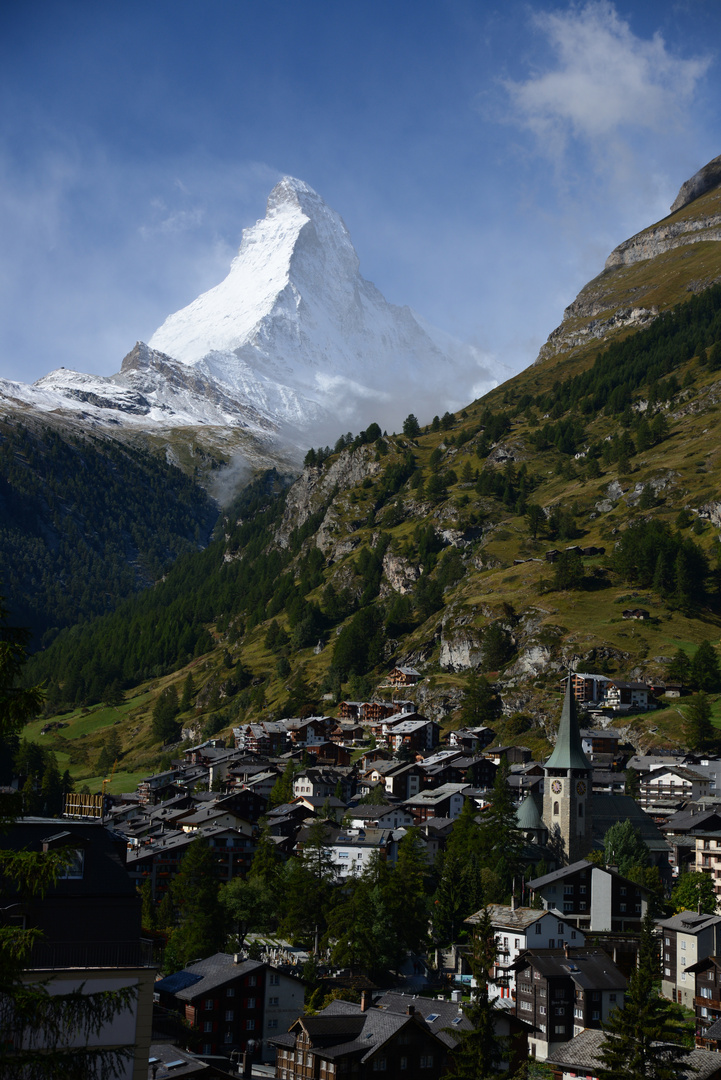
[576,780,587,796]
[551,779,563,794]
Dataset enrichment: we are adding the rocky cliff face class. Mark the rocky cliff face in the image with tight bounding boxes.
[535,153,721,365]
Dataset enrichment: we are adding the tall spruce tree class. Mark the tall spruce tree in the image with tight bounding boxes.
[444,907,506,1079]
[598,909,690,1080]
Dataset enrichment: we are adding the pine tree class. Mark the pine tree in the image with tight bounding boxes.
[179,671,195,711]
[598,909,690,1080]
[691,640,721,692]
[684,691,716,752]
[166,838,225,970]
[444,908,506,1079]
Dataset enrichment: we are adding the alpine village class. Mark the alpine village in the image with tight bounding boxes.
[13,156,721,1080]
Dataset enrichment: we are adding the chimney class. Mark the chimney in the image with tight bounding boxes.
[361,990,370,1012]
[407,1004,415,1016]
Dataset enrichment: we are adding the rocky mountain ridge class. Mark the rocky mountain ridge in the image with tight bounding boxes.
[535,155,721,365]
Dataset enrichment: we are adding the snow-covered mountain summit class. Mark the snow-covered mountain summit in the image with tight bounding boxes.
[0,177,499,452]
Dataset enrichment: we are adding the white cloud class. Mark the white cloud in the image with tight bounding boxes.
[505,1,710,153]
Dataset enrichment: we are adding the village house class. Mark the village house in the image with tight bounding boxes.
[602,679,652,711]
[657,910,721,1010]
[562,672,611,705]
[271,999,451,1080]
[687,954,721,1050]
[637,765,711,812]
[384,665,422,687]
[328,827,393,878]
[154,953,303,1064]
[448,725,496,753]
[695,832,721,907]
[403,783,470,824]
[466,904,586,1000]
[529,860,651,934]
[512,947,626,1061]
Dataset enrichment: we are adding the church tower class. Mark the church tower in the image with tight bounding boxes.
[542,674,593,864]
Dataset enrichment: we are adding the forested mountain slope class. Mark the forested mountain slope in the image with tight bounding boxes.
[0,415,219,646]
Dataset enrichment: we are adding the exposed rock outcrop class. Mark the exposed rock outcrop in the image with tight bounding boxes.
[670,154,721,213]
[276,444,382,548]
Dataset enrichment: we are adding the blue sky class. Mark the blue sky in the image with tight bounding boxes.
[1,0,720,387]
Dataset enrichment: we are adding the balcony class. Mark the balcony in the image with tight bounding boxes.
[28,938,155,971]
[694,996,721,1011]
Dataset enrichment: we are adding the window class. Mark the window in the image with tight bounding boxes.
[204,1021,213,1033]
[224,1031,233,1044]
[564,903,573,913]
[247,975,257,986]
[268,1020,278,1029]
[373,1059,387,1072]
[203,1045,212,1055]
[520,1001,532,1011]
[664,953,670,962]
[578,803,583,817]
[571,931,577,940]
[420,1055,434,1068]
[205,999,214,1010]
[400,1056,408,1070]
[558,924,564,934]
[620,904,626,913]
[554,802,559,816]
[247,998,256,1009]
[554,1025,565,1034]
[270,973,280,986]
[592,1011,600,1020]
[681,973,686,982]
[515,938,520,948]
[574,1008,583,1019]
[664,968,671,977]
[225,1010,234,1021]
[681,940,687,952]
[540,1006,546,1015]
[549,939,555,949]
[535,923,542,935]
[579,886,586,895]
[564,886,574,896]
[226,988,235,998]
[609,994,616,1003]
[556,1007,565,1016]
[246,1019,255,1031]
[270,997,279,1006]
[665,937,670,946]
[620,887,626,896]
[58,849,85,879]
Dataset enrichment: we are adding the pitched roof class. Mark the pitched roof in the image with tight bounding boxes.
[545,676,592,772]
[514,948,626,991]
[155,954,265,1000]
[547,1027,721,1080]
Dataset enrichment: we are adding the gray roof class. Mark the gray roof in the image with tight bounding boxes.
[545,676,592,773]
[156,953,264,1000]
[591,794,670,854]
[547,1027,721,1080]
[656,910,721,934]
[514,948,626,992]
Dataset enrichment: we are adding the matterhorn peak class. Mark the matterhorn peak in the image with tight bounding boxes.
[0,177,499,455]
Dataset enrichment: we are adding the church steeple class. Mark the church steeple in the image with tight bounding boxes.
[543,671,593,864]
[545,674,592,772]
